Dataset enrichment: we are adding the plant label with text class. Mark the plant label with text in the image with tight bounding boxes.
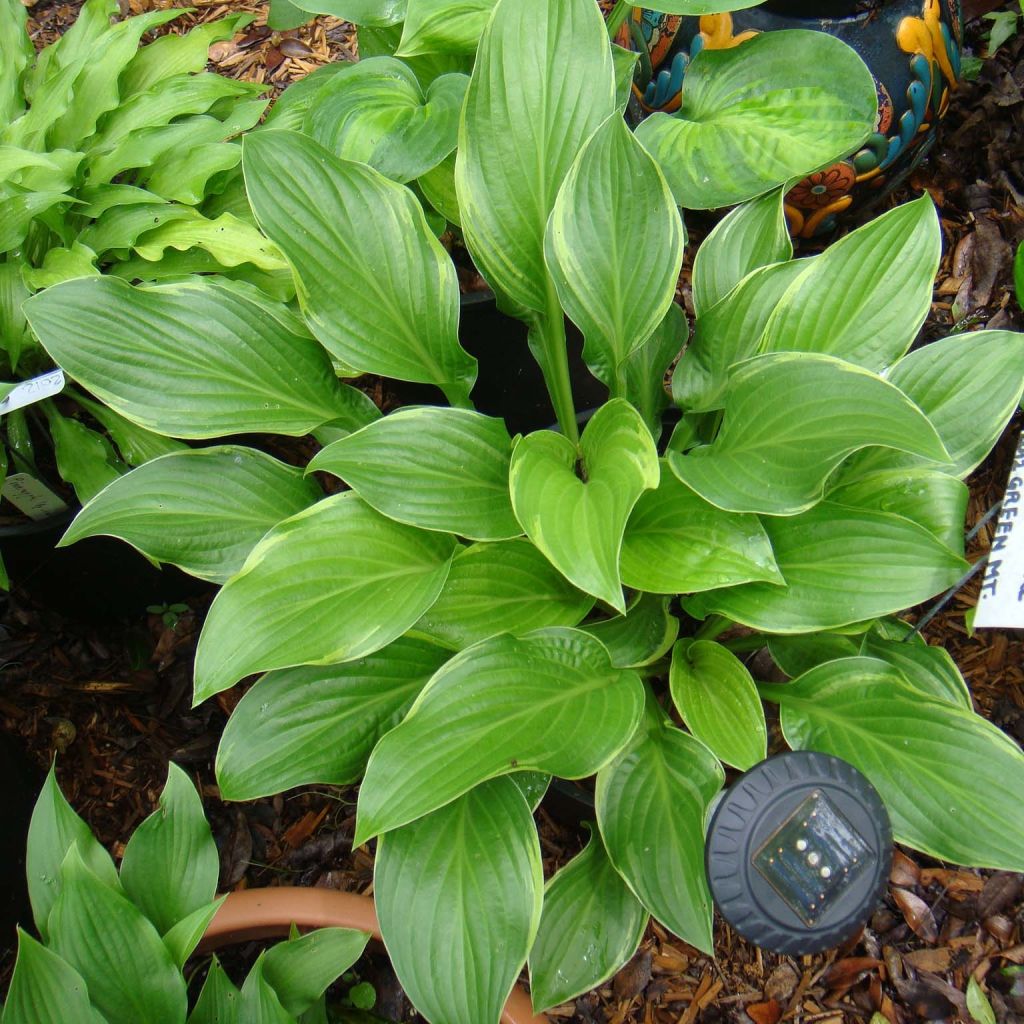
[975,431,1024,628]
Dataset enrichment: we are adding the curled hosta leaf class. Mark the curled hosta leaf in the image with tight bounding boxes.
[286,0,405,23]
[304,57,467,182]
[412,539,594,650]
[669,353,948,515]
[858,632,971,710]
[262,928,370,1017]
[620,465,781,594]
[760,195,941,371]
[670,640,766,770]
[397,0,497,56]
[376,778,542,1024]
[217,637,450,800]
[61,448,324,584]
[356,628,645,843]
[544,114,685,388]
[773,658,1024,870]
[194,494,457,702]
[636,31,876,209]
[685,504,968,633]
[309,407,519,541]
[528,826,648,1013]
[582,592,679,669]
[457,0,616,312]
[510,399,659,613]
[243,130,475,404]
[596,705,724,953]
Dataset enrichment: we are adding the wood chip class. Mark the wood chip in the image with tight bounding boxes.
[893,887,940,944]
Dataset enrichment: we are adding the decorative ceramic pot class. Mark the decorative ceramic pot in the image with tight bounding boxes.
[616,0,963,236]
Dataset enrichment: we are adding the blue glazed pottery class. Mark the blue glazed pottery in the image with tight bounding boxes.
[616,1,963,236]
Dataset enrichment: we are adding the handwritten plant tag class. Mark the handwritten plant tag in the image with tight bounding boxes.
[2,473,69,520]
[975,430,1024,629]
[0,369,65,416]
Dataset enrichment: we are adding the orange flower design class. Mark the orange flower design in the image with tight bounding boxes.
[787,163,858,210]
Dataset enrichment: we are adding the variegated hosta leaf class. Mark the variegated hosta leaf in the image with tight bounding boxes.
[509,399,659,613]
[685,504,968,633]
[668,353,949,515]
[376,778,542,1024]
[397,0,497,56]
[759,195,941,371]
[303,57,467,182]
[194,494,457,702]
[774,658,1024,870]
[355,628,645,843]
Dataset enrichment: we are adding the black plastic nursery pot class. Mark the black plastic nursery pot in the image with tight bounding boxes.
[0,731,39,942]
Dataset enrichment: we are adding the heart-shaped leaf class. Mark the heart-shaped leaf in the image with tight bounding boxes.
[759,195,941,371]
[397,0,497,56]
[596,705,724,953]
[510,399,659,612]
[23,277,367,438]
[194,494,457,702]
[304,57,467,182]
[636,31,876,209]
[528,825,648,1013]
[216,637,450,800]
[243,130,475,404]
[668,353,949,515]
[355,628,644,842]
[456,0,616,312]
[60,447,324,583]
[544,114,685,388]
[773,658,1024,870]
[620,465,781,594]
[411,539,594,650]
[309,407,519,541]
[685,504,968,633]
[670,640,766,770]
[376,778,542,1024]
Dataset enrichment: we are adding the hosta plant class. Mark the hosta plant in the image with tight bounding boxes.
[20,0,1024,1022]
[0,0,286,562]
[2,764,370,1023]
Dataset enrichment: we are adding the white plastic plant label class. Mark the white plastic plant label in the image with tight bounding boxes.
[0,369,65,416]
[1,473,69,520]
[975,430,1024,629]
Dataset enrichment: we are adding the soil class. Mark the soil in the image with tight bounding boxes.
[2,2,1023,1023]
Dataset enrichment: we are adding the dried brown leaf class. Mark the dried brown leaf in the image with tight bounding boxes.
[893,888,939,944]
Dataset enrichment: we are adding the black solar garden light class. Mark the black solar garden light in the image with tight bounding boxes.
[705,751,893,956]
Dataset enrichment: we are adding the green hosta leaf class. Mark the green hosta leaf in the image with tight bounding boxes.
[376,778,542,1024]
[194,494,456,702]
[528,825,647,1013]
[545,115,685,388]
[237,960,296,1024]
[0,148,80,192]
[417,150,460,226]
[510,399,659,613]
[670,640,766,770]
[411,539,594,649]
[398,0,496,55]
[596,706,724,953]
[622,302,687,442]
[132,212,286,271]
[355,628,644,843]
[359,21,472,86]
[309,408,519,541]
[685,504,968,633]
[3,930,106,1024]
[45,409,125,505]
[0,258,31,367]
[692,190,791,317]
[668,353,948,515]
[286,0,405,23]
[0,193,70,255]
[673,259,812,413]
[21,243,100,290]
[189,957,240,1024]
[858,633,971,710]
[512,771,550,812]
[26,766,119,941]
[262,64,347,130]
[304,57,467,183]
[582,593,679,669]
[456,0,616,312]
[636,31,875,209]
[774,658,1024,870]
[67,394,187,467]
[24,277,363,438]
[262,929,370,1017]
[767,634,860,678]
[640,1,761,10]
[620,466,781,594]
[760,196,940,371]
[0,0,32,124]
[268,0,309,29]
[62,448,324,584]
[243,130,475,404]
[842,331,1024,481]
[967,978,998,1024]
[119,764,218,935]
[216,636,450,800]
[163,898,226,969]
[827,468,968,554]
[49,846,187,1024]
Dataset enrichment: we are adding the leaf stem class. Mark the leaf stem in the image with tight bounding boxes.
[537,279,580,445]
[442,381,475,410]
[606,0,633,40]
[692,614,731,643]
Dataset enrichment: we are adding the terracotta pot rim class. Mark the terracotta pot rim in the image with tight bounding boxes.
[200,887,550,1024]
